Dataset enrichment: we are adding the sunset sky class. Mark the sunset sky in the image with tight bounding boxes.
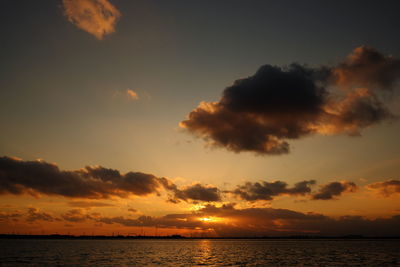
[1,0,400,237]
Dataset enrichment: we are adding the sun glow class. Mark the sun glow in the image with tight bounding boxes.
[190,204,206,211]
[199,216,222,223]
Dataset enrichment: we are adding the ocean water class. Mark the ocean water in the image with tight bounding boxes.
[0,239,399,266]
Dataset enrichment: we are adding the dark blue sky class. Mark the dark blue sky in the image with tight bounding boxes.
[0,0,399,184]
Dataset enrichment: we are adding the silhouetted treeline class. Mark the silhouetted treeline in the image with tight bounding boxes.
[0,234,399,240]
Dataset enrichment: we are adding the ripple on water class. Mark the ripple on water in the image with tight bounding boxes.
[0,239,399,266]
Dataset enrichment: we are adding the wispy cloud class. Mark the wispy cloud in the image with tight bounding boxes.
[366,179,400,197]
[26,208,58,223]
[62,0,121,40]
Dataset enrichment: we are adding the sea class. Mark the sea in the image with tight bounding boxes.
[0,239,399,266]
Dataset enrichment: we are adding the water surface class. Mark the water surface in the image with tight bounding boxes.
[1,239,399,266]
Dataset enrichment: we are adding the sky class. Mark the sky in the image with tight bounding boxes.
[0,0,400,237]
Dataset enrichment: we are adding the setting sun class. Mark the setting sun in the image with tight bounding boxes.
[199,217,222,223]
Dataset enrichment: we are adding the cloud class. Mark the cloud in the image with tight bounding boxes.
[231,180,315,201]
[0,211,22,223]
[0,156,361,203]
[62,0,121,40]
[26,208,57,223]
[0,156,222,203]
[61,209,92,222]
[181,46,398,155]
[0,156,165,199]
[366,179,400,197]
[312,181,357,200]
[4,204,399,237]
[333,46,400,90]
[0,208,60,224]
[126,89,139,100]
[158,178,221,203]
[97,214,205,229]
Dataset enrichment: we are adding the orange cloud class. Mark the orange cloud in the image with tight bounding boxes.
[333,46,400,90]
[62,0,121,40]
[366,179,400,197]
[126,89,139,100]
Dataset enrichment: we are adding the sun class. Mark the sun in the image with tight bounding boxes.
[199,217,221,223]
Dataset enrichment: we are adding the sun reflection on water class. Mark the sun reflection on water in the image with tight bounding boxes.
[196,239,213,265]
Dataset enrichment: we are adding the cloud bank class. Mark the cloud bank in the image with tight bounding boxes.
[62,0,121,40]
[181,46,399,155]
[70,204,400,237]
[0,156,222,203]
[3,205,398,237]
[1,156,395,203]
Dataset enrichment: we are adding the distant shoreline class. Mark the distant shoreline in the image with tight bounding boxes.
[1,234,399,240]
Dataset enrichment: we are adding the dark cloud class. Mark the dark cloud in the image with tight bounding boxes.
[160,180,221,203]
[0,156,222,203]
[0,156,164,199]
[312,181,357,200]
[61,209,92,223]
[366,179,400,197]
[181,46,397,155]
[82,165,161,196]
[231,180,315,201]
[0,156,361,202]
